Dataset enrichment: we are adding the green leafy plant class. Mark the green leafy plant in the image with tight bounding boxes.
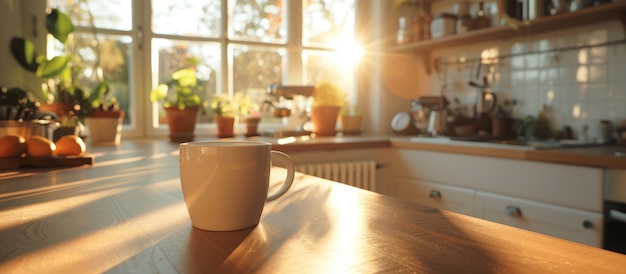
[210,92,256,118]
[494,99,517,118]
[446,97,471,123]
[150,57,205,111]
[9,8,109,111]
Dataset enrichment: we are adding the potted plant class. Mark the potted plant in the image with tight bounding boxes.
[310,80,345,136]
[445,97,475,137]
[209,92,255,138]
[150,58,205,142]
[85,98,124,146]
[340,104,362,135]
[492,98,517,138]
[9,8,107,118]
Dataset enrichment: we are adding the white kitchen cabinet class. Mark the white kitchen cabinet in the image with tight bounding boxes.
[391,148,604,212]
[389,148,605,247]
[396,178,475,216]
[475,191,603,247]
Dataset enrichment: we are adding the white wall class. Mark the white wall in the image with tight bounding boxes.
[429,20,626,141]
[1,0,47,97]
[377,2,626,141]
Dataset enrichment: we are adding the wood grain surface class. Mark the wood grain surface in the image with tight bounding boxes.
[1,140,625,273]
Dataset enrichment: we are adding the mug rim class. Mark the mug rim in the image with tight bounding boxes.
[180,140,271,147]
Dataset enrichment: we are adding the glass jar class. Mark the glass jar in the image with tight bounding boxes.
[396,16,410,45]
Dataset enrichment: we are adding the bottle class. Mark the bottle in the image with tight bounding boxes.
[456,1,471,34]
[470,2,491,30]
[396,17,410,45]
[456,14,471,34]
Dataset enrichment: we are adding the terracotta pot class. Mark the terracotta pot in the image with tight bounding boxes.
[38,102,75,117]
[86,111,124,146]
[454,124,476,136]
[90,110,124,119]
[243,117,261,137]
[492,116,515,138]
[215,115,238,138]
[311,106,341,136]
[165,106,199,143]
[341,115,362,135]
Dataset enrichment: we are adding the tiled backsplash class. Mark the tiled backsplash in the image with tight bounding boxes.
[428,20,626,141]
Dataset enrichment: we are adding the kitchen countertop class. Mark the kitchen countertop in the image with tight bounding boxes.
[251,135,391,153]
[1,139,624,273]
[223,134,626,169]
[390,136,626,169]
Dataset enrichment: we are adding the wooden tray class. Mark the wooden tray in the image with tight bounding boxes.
[0,155,94,169]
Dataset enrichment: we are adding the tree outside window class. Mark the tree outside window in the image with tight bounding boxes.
[49,0,357,135]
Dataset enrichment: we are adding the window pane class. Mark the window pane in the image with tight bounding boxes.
[231,44,284,123]
[304,50,353,100]
[152,0,221,37]
[49,0,132,30]
[303,0,355,46]
[229,0,286,43]
[152,39,221,124]
[73,33,133,124]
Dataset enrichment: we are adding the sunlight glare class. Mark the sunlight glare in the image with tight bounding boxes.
[277,136,296,145]
[0,201,188,273]
[576,66,588,82]
[324,187,364,271]
[335,38,363,67]
[573,104,581,118]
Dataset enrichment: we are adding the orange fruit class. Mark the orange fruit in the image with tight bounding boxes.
[55,135,86,156]
[0,134,27,158]
[26,136,56,157]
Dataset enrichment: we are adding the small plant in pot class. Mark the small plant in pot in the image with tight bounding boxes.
[150,58,206,142]
[492,98,517,138]
[210,92,255,138]
[310,80,345,136]
[340,104,362,135]
[445,97,475,137]
[84,87,124,146]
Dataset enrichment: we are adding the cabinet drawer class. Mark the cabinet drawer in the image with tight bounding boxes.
[476,191,603,247]
[392,149,603,211]
[396,178,475,216]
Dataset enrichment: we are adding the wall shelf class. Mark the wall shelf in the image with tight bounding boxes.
[389,1,626,54]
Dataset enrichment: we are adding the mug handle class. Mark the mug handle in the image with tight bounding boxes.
[267,150,295,201]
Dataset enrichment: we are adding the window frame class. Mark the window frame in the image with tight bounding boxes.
[48,0,358,139]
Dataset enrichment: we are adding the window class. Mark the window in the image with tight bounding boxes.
[49,0,358,137]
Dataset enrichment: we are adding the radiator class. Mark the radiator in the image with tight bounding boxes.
[295,161,377,191]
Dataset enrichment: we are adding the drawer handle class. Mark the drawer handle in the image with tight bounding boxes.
[582,220,594,229]
[609,209,626,224]
[429,190,441,199]
[506,205,522,217]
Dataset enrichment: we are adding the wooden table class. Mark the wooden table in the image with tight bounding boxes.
[1,140,625,273]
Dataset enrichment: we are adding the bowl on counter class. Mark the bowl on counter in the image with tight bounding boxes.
[0,120,54,141]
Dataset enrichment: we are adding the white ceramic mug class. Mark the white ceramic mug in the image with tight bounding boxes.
[179,141,295,231]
